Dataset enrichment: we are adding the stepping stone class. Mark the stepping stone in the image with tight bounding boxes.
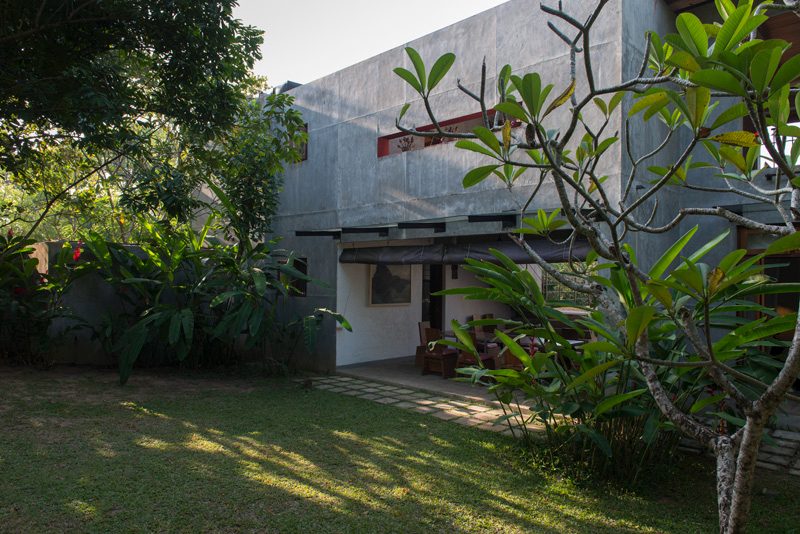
[342,390,364,396]
[411,406,438,414]
[328,387,349,393]
[374,397,401,404]
[451,417,484,427]
[315,384,334,390]
[360,388,383,393]
[358,394,381,400]
[393,401,417,409]
[431,411,462,421]
[465,405,492,413]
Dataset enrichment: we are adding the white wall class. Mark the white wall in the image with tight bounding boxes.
[335,261,423,366]
[441,265,521,328]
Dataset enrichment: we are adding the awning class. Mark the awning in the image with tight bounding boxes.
[339,239,591,265]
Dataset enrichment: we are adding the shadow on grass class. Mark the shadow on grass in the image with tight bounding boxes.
[0,368,795,533]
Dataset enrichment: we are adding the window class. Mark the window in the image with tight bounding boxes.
[541,263,591,307]
[377,111,522,157]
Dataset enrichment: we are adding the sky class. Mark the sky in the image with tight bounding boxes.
[233,0,509,87]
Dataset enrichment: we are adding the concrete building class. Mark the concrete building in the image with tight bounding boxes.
[272,0,800,373]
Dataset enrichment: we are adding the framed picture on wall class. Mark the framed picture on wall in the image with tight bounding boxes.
[368,264,412,306]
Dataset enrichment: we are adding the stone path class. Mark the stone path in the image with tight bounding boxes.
[302,374,540,436]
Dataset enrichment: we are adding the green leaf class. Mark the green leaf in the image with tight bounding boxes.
[676,13,708,57]
[398,103,411,121]
[609,91,626,113]
[579,341,624,355]
[765,231,800,255]
[393,67,422,94]
[252,268,267,295]
[626,305,656,347]
[517,73,542,117]
[690,70,747,97]
[710,102,748,130]
[303,315,318,353]
[463,165,501,188]
[454,139,501,159]
[690,393,727,413]
[595,389,647,417]
[472,126,502,155]
[586,428,613,457]
[686,86,710,128]
[665,51,702,73]
[428,53,456,92]
[566,359,622,390]
[769,54,800,96]
[168,311,181,345]
[649,226,698,280]
[713,4,748,54]
[629,91,669,118]
[494,101,529,123]
[750,47,782,94]
[405,47,426,93]
[708,411,746,429]
[181,309,194,347]
[496,331,532,368]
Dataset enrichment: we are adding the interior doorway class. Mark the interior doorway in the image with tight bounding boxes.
[422,264,444,330]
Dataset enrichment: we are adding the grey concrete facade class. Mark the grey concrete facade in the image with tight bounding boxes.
[271,0,772,372]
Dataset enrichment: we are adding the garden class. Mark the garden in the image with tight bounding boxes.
[2,1,800,533]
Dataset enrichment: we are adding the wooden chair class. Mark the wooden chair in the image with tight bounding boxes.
[421,328,458,379]
[458,331,499,370]
[415,321,431,367]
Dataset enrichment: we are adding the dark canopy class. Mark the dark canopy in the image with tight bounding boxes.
[339,239,591,265]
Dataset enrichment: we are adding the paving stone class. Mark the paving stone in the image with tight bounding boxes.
[443,409,473,418]
[451,417,483,427]
[405,392,433,399]
[412,399,438,406]
[431,411,462,421]
[341,390,364,396]
[314,384,335,390]
[393,401,417,409]
[756,461,780,471]
[411,406,438,414]
[337,377,355,381]
[465,405,492,413]
[449,401,470,408]
[394,389,414,394]
[432,403,457,410]
[772,430,800,442]
[374,397,401,405]
[328,387,350,393]
[361,388,382,393]
[470,411,500,422]
[478,422,507,433]
[358,394,381,400]
[375,385,398,391]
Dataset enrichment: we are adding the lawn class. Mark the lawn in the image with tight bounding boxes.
[0,367,797,533]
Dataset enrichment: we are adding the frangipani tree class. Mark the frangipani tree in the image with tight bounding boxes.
[395,1,800,532]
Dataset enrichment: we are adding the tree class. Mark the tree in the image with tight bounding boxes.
[0,0,274,245]
[394,1,800,532]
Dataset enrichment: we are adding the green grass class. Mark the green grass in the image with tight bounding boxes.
[0,367,798,533]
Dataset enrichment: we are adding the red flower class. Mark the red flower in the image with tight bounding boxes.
[13,288,30,296]
[6,228,12,238]
[73,239,83,262]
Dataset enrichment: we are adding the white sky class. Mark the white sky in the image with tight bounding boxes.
[233,0,509,87]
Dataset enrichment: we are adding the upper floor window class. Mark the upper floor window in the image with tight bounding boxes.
[377,111,520,158]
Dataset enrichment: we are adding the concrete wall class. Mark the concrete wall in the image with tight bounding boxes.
[335,261,423,366]
[273,0,786,370]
